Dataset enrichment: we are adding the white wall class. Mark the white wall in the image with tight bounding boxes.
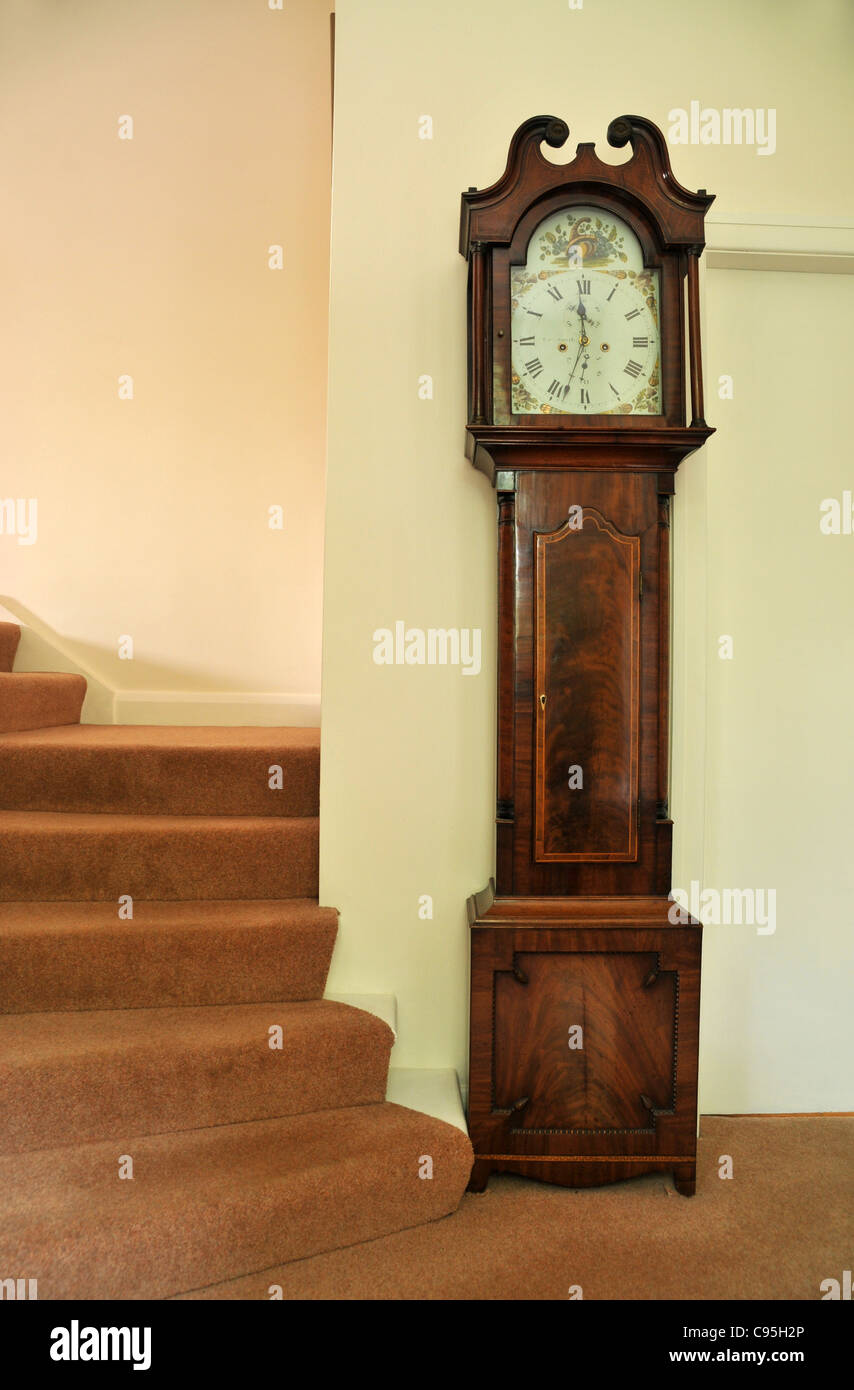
[0,0,331,719]
[322,0,854,1109]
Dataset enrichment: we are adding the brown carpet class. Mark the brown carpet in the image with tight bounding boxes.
[1,1103,474,1300]
[0,999,395,1153]
[0,900,339,1012]
[0,621,21,672]
[175,1115,854,1301]
[0,670,86,732]
[0,621,474,1297]
[0,724,320,815]
[0,809,320,899]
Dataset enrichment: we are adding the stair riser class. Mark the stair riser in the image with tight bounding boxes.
[0,1019,392,1153]
[0,623,21,673]
[1,1119,473,1299]
[0,920,337,1012]
[0,673,86,734]
[0,747,319,816]
[0,820,318,900]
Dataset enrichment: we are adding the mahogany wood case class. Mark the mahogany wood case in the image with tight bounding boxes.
[460,116,713,1196]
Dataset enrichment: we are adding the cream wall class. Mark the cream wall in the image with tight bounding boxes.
[699,269,854,1112]
[0,0,330,720]
[322,0,854,1107]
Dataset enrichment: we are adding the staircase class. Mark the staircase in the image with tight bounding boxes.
[0,622,472,1299]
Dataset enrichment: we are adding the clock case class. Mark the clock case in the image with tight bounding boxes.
[461,116,713,1196]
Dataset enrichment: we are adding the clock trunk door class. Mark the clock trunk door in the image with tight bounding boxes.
[504,470,669,897]
[535,506,640,863]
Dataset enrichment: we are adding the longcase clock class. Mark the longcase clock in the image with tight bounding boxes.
[461,115,713,1196]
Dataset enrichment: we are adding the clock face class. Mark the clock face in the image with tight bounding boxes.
[510,206,662,416]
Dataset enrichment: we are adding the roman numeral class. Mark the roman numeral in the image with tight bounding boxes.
[526,309,543,318]
[610,384,620,396]
[546,284,563,301]
[546,379,562,398]
[632,336,649,349]
[624,308,641,320]
[576,278,590,295]
[623,360,643,378]
[525,358,544,378]
[518,336,536,346]
[606,286,618,301]
[579,388,590,406]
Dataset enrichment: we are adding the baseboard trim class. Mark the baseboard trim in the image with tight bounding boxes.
[0,600,114,723]
[113,690,320,727]
[709,1111,854,1119]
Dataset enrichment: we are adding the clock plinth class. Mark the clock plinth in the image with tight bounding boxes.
[466,886,701,1196]
[461,116,713,1196]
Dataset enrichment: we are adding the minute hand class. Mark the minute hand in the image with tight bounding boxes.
[566,341,585,389]
[565,321,590,391]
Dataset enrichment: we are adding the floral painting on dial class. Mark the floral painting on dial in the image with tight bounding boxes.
[510,205,662,416]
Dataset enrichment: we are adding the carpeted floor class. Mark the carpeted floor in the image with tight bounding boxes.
[176,1115,854,1300]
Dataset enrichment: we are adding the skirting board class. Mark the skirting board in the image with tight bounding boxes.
[114,690,320,727]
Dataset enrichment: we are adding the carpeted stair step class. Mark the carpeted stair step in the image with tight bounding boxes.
[0,725,320,816]
[0,1103,474,1299]
[0,900,338,1012]
[0,811,318,900]
[0,671,86,734]
[0,1000,394,1153]
[0,622,21,672]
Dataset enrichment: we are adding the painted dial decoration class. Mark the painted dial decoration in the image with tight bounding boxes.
[511,206,662,415]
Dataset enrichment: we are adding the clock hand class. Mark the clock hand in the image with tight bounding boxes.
[566,300,594,383]
[564,351,589,401]
[565,339,587,392]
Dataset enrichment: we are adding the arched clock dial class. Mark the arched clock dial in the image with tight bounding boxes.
[511,205,662,416]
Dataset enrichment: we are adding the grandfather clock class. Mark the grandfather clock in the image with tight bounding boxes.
[462,115,713,1197]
